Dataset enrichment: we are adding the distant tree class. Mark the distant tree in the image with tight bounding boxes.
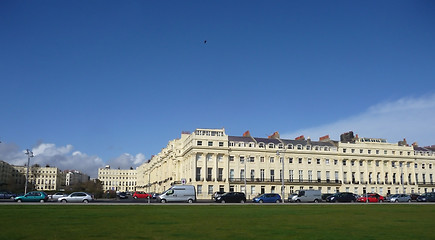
[67,179,104,198]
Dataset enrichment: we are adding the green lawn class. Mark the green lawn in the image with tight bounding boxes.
[1,204,434,240]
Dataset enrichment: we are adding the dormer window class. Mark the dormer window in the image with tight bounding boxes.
[287,144,293,149]
[268,143,275,149]
[297,144,302,150]
[306,145,311,150]
[259,143,265,148]
[278,144,283,149]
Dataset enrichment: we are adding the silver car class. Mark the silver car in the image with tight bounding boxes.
[58,192,94,203]
[389,194,411,202]
[49,192,67,201]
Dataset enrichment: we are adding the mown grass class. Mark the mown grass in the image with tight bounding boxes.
[1,204,434,240]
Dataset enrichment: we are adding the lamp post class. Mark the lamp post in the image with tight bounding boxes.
[24,149,34,194]
[277,150,285,203]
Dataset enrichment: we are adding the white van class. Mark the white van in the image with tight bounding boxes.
[157,185,196,203]
[290,190,322,203]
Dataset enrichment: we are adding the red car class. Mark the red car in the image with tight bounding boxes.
[132,191,152,199]
[357,193,385,203]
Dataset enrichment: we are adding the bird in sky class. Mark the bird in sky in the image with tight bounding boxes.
[204,40,207,44]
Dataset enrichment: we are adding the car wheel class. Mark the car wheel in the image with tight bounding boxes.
[221,199,226,203]
[241,199,245,203]
[10,196,14,200]
[314,199,319,203]
[296,199,301,203]
[134,196,138,199]
[379,200,383,203]
[17,199,22,203]
[160,199,166,203]
[395,199,399,203]
[408,199,411,202]
[40,199,45,203]
[187,199,193,203]
[351,199,355,203]
[61,199,67,203]
[276,200,280,203]
[83,199,89,203]
[259,200,264,203]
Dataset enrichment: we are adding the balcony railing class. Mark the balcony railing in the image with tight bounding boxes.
[228,178,342,184]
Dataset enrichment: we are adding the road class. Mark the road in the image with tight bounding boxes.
[1,197,433,205]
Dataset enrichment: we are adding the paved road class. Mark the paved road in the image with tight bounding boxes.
[1,197,434,205]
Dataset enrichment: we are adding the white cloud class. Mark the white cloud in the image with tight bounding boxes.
[282,94,435,147]
[106,153,146,170]
[0,141,147,178]
[0,142,105,178]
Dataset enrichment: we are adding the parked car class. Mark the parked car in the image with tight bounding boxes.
[58,192,94,203]
[326,192,356,203]
[14,191,48,203]
[212,191,225,201]
[253,193,282,203]
[357,193,385,203]
[133,191,152,199]
[417,192,435,202]
[49,192,67,201]
[157,185,196,203]
[290,190,322,203]
[410,193,420,201]
[0,191,16,199]
[288,193,298,202]
[151,192,160,199]
[321,193,333,201]
[387,194,411,202]
[215,192,246,203]
[117,192,128,199]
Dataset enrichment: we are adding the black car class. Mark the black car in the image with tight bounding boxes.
[0,191,16,199]
[417,192,435,202]
[410,193,420,201]
[326,192,356,203]
[321,193,333,201]
[215,192,246,203]
[117,192,128,199]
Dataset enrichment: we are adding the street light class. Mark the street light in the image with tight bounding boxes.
[277,149,285,203]
[24,149,34,194]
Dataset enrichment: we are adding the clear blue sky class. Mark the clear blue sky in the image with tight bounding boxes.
[1,1,435,177]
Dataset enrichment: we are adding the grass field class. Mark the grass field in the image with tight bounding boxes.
[1,204,435,240]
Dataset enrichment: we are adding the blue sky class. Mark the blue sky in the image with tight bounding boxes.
[1,1,434,177]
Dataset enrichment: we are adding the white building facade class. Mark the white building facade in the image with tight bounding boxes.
[98,165,137,192]
[136,128,435,200]
[14,165,64,191]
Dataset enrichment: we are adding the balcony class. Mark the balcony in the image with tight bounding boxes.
[418,181,435,186]
[227,178,342,185]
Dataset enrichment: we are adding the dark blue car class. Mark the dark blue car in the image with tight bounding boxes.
[253,193,282,203]
[0,191,16,199]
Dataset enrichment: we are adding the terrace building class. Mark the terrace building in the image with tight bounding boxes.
[136,128,435,200]
[98,165,137,192]
[13,165,64,191]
